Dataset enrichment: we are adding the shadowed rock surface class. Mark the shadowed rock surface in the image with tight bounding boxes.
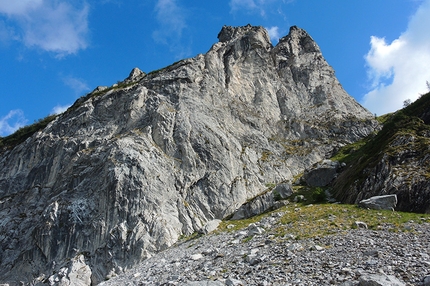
[332,92,430,213]
[0,25,378,284]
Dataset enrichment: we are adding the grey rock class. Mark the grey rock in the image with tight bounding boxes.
[231,192,275,220]
[200,219,222,234]
[0,25,378,284]
[355,221,368,229]
[333,131,430,214]
[424,276,430,286]
[246,223,265,236]
[359,195,398,211]
[294,195,305,202]
[273,183,293,200]
[184,282,225,286]
[99,222,430,285]
[358,273,405,286]
[225,278,243,286]
[301,159,340,187]
[125,67,146,83]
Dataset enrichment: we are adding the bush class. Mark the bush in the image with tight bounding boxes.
[312,187,327,203]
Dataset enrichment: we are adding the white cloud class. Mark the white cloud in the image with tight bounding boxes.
[52,104,70,115]
[62,75,90,96]
[0,109,27,136]
[230,0,282,17]
[230,0,258,12]
[266,26,280,44]
[152,0,186,44]
[0,0,89,56]
[362,0,430,115]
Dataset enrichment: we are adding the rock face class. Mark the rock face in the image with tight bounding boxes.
[301,159,341,187]
[333,93,430,213]
[0,25,378,284]
[358,195,398,211]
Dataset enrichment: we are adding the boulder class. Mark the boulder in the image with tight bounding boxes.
[358,273,405,286]
[301,160,340,187]
[199,219,222,234]
[423,276,430,286]
[358,194,397,210]
[232,192,274,220]
[273,183,293,200]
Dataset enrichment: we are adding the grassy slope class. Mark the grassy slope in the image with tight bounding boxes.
[331,91,430,202]
[0,114,57,152]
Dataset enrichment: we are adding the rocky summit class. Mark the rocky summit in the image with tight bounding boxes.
[0,25,379,284]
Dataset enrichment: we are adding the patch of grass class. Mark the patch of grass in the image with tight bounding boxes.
[0,114,57,152]
[311,187,327,203]
[292,185,329,204]
[331,91,430,201]
[260,150,272,162]
[217,202,430,241]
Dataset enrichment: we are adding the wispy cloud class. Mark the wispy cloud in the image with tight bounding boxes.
[62,75,90,96]
[0,109,27,136]
[361,0,430,115]
[230,0,283,17]
[51,104,70,115]
[152,0,191,59]
[266,26,280,44]
[0,0,90,57]
[152,0,187,45]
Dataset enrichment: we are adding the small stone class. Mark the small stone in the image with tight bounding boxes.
[190,253,203,260]
[355,221,368,229]
[225,278,244,286]
[247,224,264,236]
[312,245,324,251]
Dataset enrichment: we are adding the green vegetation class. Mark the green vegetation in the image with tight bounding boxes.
[331,91,430,199]
[218,202,430,240]
[0,114,57,151]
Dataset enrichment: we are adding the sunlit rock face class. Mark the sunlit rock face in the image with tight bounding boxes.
[0,25,378,285]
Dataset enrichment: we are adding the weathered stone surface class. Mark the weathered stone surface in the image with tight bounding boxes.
[0,25,378,284]
[358,195,398,210]
[46,254,91,286]
[333,97,430,214]
[125,67,146,83]
[423,275,430,286]
[273,183,293,199]
[199,219,222,234]
[358,273,405,286]
[301,159,340,187]
[231,192,275,220]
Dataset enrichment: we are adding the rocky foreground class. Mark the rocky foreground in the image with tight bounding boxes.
[100,209,430,286]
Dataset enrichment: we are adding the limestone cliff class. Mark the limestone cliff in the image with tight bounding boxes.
[0,25,378,284]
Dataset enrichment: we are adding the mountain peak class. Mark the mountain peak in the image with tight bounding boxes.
[0,25,379,284]
[217,24,272,48]
[276,25,321,56]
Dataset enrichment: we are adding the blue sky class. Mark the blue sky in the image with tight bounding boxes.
[1,0,430,136]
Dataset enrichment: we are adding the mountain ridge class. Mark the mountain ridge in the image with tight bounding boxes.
[0,25,378,284]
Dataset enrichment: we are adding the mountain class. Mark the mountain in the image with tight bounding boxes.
[0,25,378,285]
[332,91,430,213]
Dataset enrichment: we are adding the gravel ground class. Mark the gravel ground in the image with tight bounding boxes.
[100,213,430,286]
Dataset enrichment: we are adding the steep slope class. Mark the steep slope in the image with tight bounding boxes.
[0,25,378,284]
[333,92,430,213]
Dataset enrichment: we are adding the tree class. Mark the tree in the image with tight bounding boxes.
[403,99,412,107]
